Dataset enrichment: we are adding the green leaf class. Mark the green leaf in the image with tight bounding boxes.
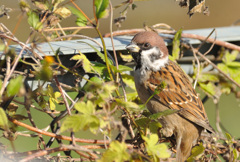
[37,60,53,81]
[225,132,232,141]
[94,0,109,19]
[27,11,42,30]
[126,92,138,101]
[49,97,56,110]
[171,28,182,61]
[226,61,240,68]
[233,148,238,160]
[218,63,240,84]
[110,65,133,73]
[149,121,162,134]
[54,91,61,99]
[198,73,219,83]
[119,53,133,62]
[135,117,162,133]
[91,62,108,77]
[99,141,130,162]
[0,107,9,130]
[82,76,103,91]
[187,143,205,162]
[223,50,239,64]
[135,117,150,129]
[98,82,116,101]
[199,82,217,97]
[75,100,95,115]
[115,99,139,111]
[7,75,23,97]
[60,114,86,132]
[60,114,100,133]
[78,41,113,65]
[71,52,92,73]
[68,6,87,26]
[45,85,54,97]
[149,109,179,120]
[142,134,171,160]
[121,74,136,90]
[217,63,229,73]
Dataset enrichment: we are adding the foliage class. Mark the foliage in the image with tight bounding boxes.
[169,28,182,61]
[98,141,131,162]
[142,134,171,160]
[0,0,239,162]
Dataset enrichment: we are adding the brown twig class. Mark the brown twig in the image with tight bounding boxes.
[19,145,97,162]
[54,76,71,115]
[215,102,223,135]
[181,32,240,51]
[25,91,46,149]
[104,28,240,51]
[70,0,95,26]
[190,44,200,89]
[8,116,110,144]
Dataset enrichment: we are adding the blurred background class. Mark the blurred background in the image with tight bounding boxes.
[1,0,240,152]
[2,0,240,40]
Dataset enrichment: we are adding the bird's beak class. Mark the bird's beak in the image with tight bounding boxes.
[126,44,140,53]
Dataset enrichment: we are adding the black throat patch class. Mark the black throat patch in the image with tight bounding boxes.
[132,52,142,70]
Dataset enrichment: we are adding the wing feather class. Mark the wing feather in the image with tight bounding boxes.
[146,60,214,133]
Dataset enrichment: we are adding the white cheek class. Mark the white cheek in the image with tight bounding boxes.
[141,47,168,72]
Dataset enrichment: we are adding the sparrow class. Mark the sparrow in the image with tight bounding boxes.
[126,31,214,161]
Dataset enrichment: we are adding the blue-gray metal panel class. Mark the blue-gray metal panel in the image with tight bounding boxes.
[1,26,240,58]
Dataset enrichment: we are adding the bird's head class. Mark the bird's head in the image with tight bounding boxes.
[126,31,169,71]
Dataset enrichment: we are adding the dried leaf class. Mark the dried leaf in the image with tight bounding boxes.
[54,7,71,18]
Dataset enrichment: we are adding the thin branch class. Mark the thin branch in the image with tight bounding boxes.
[19,145,97,162]
[104,28,240,51]
[181,32,240,51]
[190,28,216,89]
[183,44,240,89]
[7,115,110,144]
[190,44,200,89]
[0,31,34,96]
[54,76,71,115]
[0,32,43,60]
[215,102,223,135]
[196,28,216,51]
[70,0,95,26]
[24,90,46,149]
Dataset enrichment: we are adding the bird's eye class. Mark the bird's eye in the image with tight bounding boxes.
[143,43,150,48]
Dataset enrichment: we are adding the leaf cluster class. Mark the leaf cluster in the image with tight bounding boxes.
[0,0,239,162]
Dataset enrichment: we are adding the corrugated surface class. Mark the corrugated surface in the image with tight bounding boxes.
[1,26,240,58]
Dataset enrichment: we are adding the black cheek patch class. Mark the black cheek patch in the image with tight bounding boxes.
[149,53,161,62]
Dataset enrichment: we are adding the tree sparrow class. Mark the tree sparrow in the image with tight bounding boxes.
[126,31,214,161]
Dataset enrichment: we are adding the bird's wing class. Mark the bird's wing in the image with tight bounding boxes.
[146,60,214,133]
